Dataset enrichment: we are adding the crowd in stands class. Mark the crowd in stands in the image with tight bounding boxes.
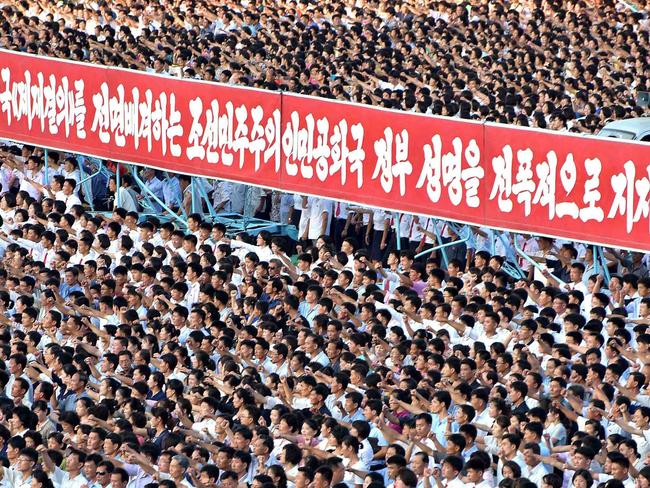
[0,1,647,488]
[0,0,649,133]
[0,141,648,488]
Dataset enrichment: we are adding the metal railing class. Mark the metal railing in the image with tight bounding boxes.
[130,166,189,229]
[415,235,469,261]
[513,234,566,286]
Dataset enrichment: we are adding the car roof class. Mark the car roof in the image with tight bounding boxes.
[601,117,650,132]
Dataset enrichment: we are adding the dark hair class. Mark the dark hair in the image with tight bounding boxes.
[32,470,54,488]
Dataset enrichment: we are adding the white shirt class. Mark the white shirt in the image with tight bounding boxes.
[116,187,138,212]
[51,467,88,488]
[565,280,588,295]
[473,328,508,347]
[186,280,201,308]
[462,481,493,488]
[422,319,463,343]
[333,201,350,220]
[440,477,465,488]
[192,418,217,440]
[497,453,526,484]
[279,193,293,224]
[18,169,44,200]
[372,209,389,230]
[310,350,330,367]
[291,396,311,410]
[145,176,164,201]
[342,459,365,488]
[524,462,550,486]
[595,474,634,488]
[1,466,33,488]
[325,393,345,420]
[474,407,494,428]
[308,198,333,239]
[69,250,98,266]
[268,360,289,378]
[296,195,311,237]
[63,192,82,213]
[11,237,45,262]
[158,471,193,488]
[230,240,275,263]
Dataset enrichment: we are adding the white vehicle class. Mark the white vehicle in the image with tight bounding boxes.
[597,117,650,141]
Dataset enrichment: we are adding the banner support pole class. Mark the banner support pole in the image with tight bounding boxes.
[131,170,188,228]
[116,163,121,208]
[190,177,198,214]
[593,245,611,283]
[496,232,526,280]
[43,148,48,183]
[415,236,468,260]
[434,220,448,268]
[394,213,401,251]
[514,234,565,285]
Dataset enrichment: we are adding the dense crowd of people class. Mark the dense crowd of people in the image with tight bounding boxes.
[0,0,647,488]
[0,142,648,488]
[0,0,648,133]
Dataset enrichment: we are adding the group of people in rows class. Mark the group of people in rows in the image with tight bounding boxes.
[0,138,645,488]
[0,0,646,487]
[2,0,648,134]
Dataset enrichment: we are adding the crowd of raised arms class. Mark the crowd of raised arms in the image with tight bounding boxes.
[0,1,647,488]
[0,0,649,132]
[0,138,648,488]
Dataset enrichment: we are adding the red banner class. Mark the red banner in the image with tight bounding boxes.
[0,49,649,250]
[483,125,650,250]
[278,94,485,224]
[0,49,282,185]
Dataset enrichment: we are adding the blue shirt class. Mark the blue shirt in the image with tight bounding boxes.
[298,302,319,326]
[59,390,89,413]
[431,414,449,446]
[342,408,366,423]
[81,158,108,205]
[59,282,83,300]
[162,177,182,208]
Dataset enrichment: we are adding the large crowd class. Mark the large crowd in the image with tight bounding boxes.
[0,0,648,133]
[0,1,646,488]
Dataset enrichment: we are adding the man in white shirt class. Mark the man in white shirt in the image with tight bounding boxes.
[522,443,550,486]
[268,343,289,378]
[304,334,329,367]
[434,455,465,488]
[472,312,508,347]
[307,197,333,241]
[142,168,165,211]
[2,446,38,488]
[185,262,202,308]
[564,263,588,295]
[496,435,526,485]
[39,446,88,488]
[471,389,494,428]
[462,458,492,488]
[70,237,97,266]
[378,70,405,91]
[594,456,635,488]
[18,156,45,200]
[114,175,139,212]
[188,397,219,441]
[62,178,82,213]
